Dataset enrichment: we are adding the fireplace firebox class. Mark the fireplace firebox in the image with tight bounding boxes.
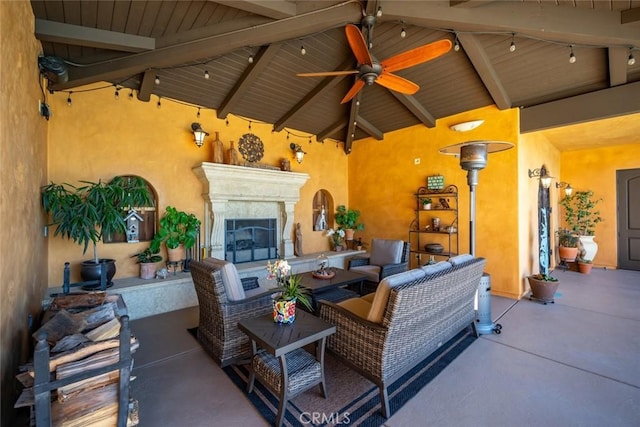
[226,218,277,263]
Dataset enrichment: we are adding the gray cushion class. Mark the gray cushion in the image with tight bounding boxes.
[367,268,426,323]
[369,239,404,266]
[421,261,452,275]
[448,254,475,266]
[202,257,246,301]
[349,265,381,283]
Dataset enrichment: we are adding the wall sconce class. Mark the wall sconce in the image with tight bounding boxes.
[191,123,209,147]
[448,120,484,132]
[555,181,573,196]
[290,143,306,164]
[528,165,553,189]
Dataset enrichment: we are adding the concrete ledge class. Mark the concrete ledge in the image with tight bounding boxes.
[45,250,365,320]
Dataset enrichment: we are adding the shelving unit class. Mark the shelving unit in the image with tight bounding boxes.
[409,184,459,267]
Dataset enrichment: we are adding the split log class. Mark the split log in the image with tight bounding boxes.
[34,303,117,346]
[85,317,121,341]
[51,383,119,427]
[51,334,89,353]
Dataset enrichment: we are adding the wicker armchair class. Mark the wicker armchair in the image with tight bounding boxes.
[348,239,409,287]
[190,258,274,367]
[319,256,486,418]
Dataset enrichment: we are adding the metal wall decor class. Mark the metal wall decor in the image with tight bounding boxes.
[238,133,264,163]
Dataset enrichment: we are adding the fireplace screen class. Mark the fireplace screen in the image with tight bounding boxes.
[225,218,277,263]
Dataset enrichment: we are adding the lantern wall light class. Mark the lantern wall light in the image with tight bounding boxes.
[290,143,306,164]
[528,166,553,189]
[191,122,209,147]
[555,181,573,196]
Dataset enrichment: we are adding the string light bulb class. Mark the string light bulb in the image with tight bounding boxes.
[453,36,460,52]
[509,34,516,52]
[569,45,576,64]
[400,24,406,39]
[204,70,210,79]
[628,50,636,66]
[300,45,306,55]
[376,6,382,17]
[128,90,134,101]
[197,107,201,118]
[154,75,160,85]
[248,54,254,63]
[66,92,72,107]
[157,97,162,109]
[114,87,120,100]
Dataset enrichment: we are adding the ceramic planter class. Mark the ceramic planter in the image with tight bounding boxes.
[527,275,559,304]
[273,299,296,323]
[579,236,598,262]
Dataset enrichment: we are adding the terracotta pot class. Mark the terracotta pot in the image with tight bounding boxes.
[558,246,578,262]
[140,263,157,279]
[167,244,185,262]
[527,275,560,304]
[578,262,593,274]
[273,299,296,324]
[344,228,355,241]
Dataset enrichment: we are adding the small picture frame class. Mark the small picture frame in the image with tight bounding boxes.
[427,175,444,190]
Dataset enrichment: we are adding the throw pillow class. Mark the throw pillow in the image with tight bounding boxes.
[448,254,475,266]
[367,268,426,323]
[202,257,246,301]
[421,261,452,275]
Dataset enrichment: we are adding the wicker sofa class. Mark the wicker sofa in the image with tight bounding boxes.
[318,255,486,418]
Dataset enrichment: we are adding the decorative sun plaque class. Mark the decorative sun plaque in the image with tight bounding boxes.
[238,133,264,163]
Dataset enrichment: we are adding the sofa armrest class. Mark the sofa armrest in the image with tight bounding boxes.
[226,289,274,306]
[348,255,371,269]
[379,262,409,280]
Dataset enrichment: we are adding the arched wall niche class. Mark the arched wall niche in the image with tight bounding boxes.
[313,190,333,232]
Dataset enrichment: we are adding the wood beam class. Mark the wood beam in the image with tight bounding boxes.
[213,1,297,20]
[520,81,640,133]
[343,92,362,154]
[317,119,347,143]
[47,1,364,91]
[389,92,436,127]
[457,33,511,110]
[35,19,155,53]
[380,1,640,47]
[355,115,383,140]
[608,47,629,87]
[217,43,282,119]
[137,71,156,102]
[273,58,354,132]
[621,7,640,25]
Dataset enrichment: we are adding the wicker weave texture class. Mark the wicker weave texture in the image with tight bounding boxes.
[320,258,486,383]
[190,260,273,367]
[348,241,410,282]
[253,348,322,395]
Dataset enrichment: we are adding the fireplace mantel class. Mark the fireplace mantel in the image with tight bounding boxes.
[192,163,310,260]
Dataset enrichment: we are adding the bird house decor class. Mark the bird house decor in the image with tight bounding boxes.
[124,209,144,243]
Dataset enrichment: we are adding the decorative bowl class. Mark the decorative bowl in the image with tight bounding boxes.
[425,243,444,253]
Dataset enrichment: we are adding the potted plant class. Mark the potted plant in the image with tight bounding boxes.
[577,258,593,274]
[41,176,152,287]
[267,259,312,322]
[325,228,345,251]
[559,190,603,262]
[556,228,579,262]
[527,273,559,304]
[131,247,163,279]
[334,205,364,241]
[150,206,201,262]
[421,197,432,210]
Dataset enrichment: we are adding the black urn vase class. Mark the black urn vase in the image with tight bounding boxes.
[81,259,116,289]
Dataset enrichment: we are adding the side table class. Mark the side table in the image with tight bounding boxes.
[237,310,336,427]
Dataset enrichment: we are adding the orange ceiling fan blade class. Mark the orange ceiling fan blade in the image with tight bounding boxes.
[345,24,372,66]
[381,39,452,73]
[341,79,365,104]
[375,72,420,95]
[296,70,359,77]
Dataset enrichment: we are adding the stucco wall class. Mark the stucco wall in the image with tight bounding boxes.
[348,106,522,298]
[45,85,350,284]
[0,1,49,425]
[560,143,640,269]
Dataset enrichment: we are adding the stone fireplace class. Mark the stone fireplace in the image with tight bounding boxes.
[192,163,309,261]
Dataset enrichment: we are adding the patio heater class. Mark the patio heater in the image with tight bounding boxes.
[440,141,514,335]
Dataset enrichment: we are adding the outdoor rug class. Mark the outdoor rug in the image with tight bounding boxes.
[188,327,476,427]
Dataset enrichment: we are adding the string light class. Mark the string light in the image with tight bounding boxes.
[400,23,406,39]
[376,6,382,17]
[197,107,201,118]
[248,55,254,64]
[156,97,162,109]
[114,87,120,100]
[248,121,252,131]
[225,118,229,126]
[128,90,134,101]
[204,70,210,79]
[453,35,460,52]
[509,34,516,52]
[154,75,160,85]
[628,49,636,66]
[66,92,72,106]
[300,45,306,55]
[569,45,576,64]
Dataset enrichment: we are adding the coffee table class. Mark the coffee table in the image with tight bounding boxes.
[238,310,336,427]
[298,268,367,312]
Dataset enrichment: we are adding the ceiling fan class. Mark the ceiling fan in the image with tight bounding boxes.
[297,20,452,104]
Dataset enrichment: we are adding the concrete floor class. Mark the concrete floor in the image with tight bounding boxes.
[130,268,640,427]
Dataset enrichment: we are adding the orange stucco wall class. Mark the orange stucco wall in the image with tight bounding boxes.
[45,86,350,284]
[1,2,49,425]
[348,106,522,298]
[560,143,640,269]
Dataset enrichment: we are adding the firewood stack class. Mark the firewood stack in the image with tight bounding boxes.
[15,292,139,426]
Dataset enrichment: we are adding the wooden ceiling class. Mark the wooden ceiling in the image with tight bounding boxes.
[31,1,640,153]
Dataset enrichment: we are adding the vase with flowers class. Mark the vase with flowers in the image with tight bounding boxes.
[266,259,312,323]
[325,228,345,251]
